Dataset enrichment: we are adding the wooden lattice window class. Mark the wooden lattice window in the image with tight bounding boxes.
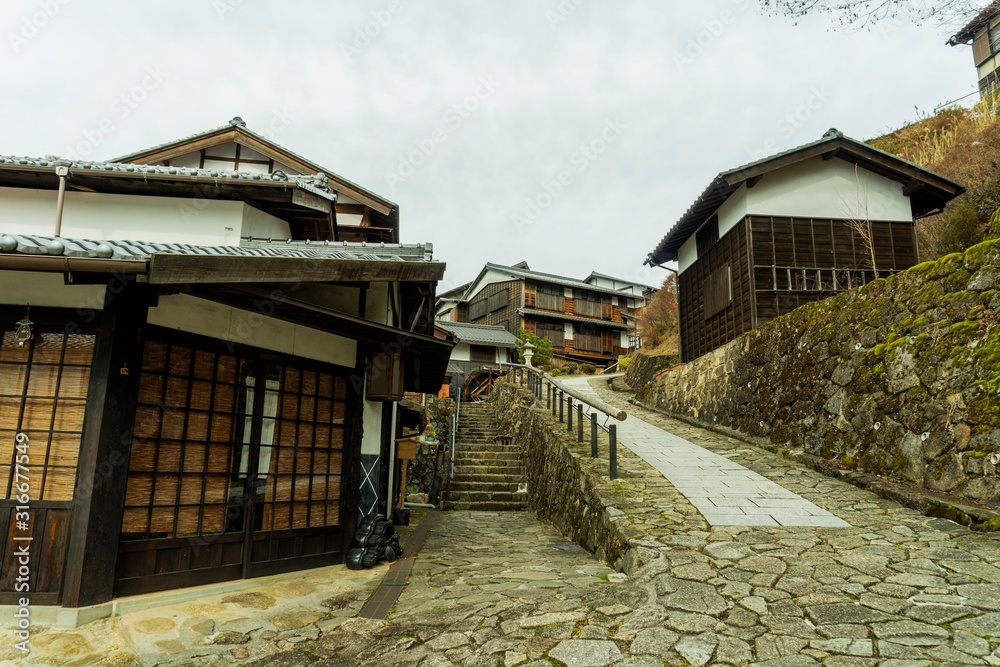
[0,329,95,501]
[123,341,244,539]
[122,338,348,541]
[258,366,346,531]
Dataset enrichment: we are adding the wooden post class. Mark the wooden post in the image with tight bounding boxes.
[558,391,564,422]
[577,404,583,442]
[395,438,419,508]
[567,398,573,432]
[62,279,149,608]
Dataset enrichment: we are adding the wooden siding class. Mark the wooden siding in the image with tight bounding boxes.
[468,280,521,331]
[0,504,72,605]
[749,215,916,326]
[678,221,754,362]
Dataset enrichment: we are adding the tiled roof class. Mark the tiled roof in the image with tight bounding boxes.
[646,129,965,265]
[0,233,435,263]
[435,321,520,347]
[517,308,629,330]
[484,263,647,299]
[584,271,657,291]
[949,2,1000,44]
[0,154,335,199]
[110,117,396,209]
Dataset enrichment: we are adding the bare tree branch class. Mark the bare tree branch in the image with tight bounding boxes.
[758,0,989,31]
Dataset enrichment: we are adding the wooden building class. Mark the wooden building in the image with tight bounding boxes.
[646,129,964,363]
[0,122,452,612]
[435,321,519,399]
[949,2,1000,98]
[435,262,655,367]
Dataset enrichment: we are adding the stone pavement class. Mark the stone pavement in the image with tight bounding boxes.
[5,377,1000,666]
[560,376,848,529]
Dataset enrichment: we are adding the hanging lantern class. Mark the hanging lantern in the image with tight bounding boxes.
[14,312,33,347]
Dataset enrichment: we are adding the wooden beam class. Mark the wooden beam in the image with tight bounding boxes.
[746,175,763,188]
[291,188,333,214]
[118,129,241,164]
[148,254,445,285]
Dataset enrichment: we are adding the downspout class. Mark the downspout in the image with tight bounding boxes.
[53,162,71,237]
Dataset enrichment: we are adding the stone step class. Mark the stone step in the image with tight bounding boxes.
[449,484,523,496]
[447,472,523,484]
[455,451,521,468]
[447,489,526,501]
[444,500,529,512]
[453,443,516,452]
[452,463,523,474]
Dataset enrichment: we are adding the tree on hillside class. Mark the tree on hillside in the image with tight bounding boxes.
[759,0,986,30]
[517,328,553,367]
[638,274,679,352]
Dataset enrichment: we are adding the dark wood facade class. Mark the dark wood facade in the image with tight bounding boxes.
[455,277,636,366]
[678,215,918,362]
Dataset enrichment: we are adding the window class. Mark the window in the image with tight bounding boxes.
[704,265,732,319]
[535,322,565,348]
[488,290,508,312]
[574,291,603,318]
[122,339,346,540]
[0,329,95,501]
[574,326,602,352]
[990,25,1000,55]
[470,345,495,363]
[469,300,488,321]
[536,284,564,312]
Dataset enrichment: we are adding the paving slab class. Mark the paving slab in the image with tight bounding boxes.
[561,376,849,528]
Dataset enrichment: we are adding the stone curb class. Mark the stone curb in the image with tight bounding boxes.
[625,394,1000,532]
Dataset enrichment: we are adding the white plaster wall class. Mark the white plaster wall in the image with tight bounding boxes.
[564,323,573,339]
[242,205,292,240]
[718,186,748,238]
[451,342,472,362]
[366,283,391,326]
[678,235,699,275]
[746,157,911,222]
[361,391,383,456]
[0,187,244,245]
[146,293,357,367]
[563,287,573,298]
[620,332,630,348]
[0,270,107,311]
[466,269,516,300]
[676,158,911,275]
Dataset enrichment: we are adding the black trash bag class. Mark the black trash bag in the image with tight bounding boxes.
[345,515,403,570]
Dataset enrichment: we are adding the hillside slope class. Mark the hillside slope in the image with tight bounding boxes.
[870,98,1000,259]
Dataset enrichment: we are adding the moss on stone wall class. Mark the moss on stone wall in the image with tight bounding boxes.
[633,239,1000,505]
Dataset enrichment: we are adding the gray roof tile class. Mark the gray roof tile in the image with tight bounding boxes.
[436,321,520,346]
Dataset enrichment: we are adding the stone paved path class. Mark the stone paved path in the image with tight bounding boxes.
[561,376,848,528]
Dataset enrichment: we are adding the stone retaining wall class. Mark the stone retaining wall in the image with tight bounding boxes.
[487,382,652,573]
[635,239,1000,505]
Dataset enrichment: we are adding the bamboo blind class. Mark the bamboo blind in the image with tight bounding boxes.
[0,330,95,502]
[123,339,347,540]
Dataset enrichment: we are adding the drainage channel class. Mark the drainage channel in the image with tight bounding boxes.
[358,510,437,619]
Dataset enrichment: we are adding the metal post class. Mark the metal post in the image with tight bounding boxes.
[577,404,583,442]
[609,425,618,480]
[567,397,573,432]
[590,413,598,458]
[546,383,551,410]
[551,386,557,416]
[558,391,564,422]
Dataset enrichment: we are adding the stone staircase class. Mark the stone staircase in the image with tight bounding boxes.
[445,401,528,512]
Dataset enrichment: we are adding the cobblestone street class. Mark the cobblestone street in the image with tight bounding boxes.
[6,381,1000,666]
[246,379,1000,667]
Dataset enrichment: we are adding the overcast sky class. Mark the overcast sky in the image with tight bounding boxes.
[0,1,981,293]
